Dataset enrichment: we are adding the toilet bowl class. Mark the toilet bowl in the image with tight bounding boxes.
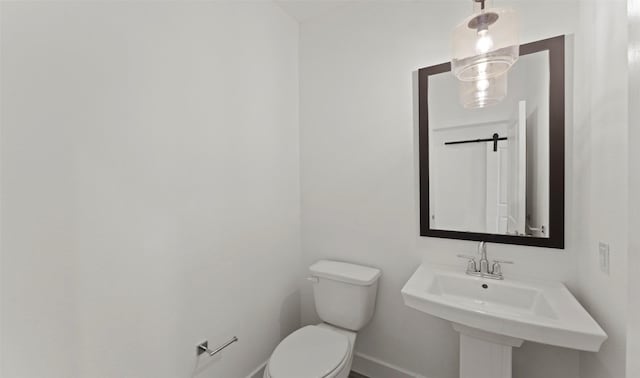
[263,324,356,378]
[263,260,381,378]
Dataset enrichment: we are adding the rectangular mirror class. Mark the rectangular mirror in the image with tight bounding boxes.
[419,35,565,249]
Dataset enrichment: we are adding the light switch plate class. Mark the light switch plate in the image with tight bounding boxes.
[599,242,610,275]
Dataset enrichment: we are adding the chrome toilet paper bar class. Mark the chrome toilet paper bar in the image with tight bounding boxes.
[197,336,238,357]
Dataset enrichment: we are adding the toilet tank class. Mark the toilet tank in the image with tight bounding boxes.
[309,260,382,331]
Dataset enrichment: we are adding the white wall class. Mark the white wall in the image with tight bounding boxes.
[0,2,300,377]
[628,0,640,375]
[299,2,582,378]
[574,1,629,378]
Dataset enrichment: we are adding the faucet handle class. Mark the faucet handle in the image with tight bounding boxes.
[490,260,514,276]
[457,254,478,272]
[457,254,477,260]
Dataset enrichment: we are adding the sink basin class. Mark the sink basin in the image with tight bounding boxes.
[401,264,607,352]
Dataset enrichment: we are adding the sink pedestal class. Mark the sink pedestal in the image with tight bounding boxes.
[453,323,524,378]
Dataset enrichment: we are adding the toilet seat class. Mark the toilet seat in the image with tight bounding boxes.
[266,325,350,378]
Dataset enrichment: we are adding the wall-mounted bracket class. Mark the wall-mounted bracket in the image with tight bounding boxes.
[197,336,238,357]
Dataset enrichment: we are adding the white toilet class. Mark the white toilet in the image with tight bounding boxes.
[264,260,382,378]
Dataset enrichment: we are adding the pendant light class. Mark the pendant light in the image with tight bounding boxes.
[458,73,507,109]
[451,0,519,108]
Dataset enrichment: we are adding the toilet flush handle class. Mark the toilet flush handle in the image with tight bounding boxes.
[306,276,319,284]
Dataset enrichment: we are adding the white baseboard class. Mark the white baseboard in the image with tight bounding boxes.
[352,352,428,378]
[246,360,267,378]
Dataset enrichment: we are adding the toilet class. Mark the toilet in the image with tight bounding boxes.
[264,260,382,378]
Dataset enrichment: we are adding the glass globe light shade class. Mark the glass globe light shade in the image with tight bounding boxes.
[459,73,508,109]
[451,6,519,82]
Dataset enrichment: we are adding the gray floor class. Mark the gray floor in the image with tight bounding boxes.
[349,372,368,378]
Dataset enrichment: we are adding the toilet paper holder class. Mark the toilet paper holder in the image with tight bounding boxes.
[197,336,238,357]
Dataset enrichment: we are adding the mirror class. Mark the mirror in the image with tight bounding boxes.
[419,35,565,249]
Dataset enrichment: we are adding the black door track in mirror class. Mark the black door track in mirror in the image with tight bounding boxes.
[444,133,507,152]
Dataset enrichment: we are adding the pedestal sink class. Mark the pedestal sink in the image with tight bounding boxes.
[401,264,607,378]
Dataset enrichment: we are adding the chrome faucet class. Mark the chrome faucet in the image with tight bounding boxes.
[478,241,489,274]
[457,242,513,280]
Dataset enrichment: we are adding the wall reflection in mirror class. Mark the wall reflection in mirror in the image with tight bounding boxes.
[429,51,549,237]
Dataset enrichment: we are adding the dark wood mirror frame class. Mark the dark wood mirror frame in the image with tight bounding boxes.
[419,35,565,249]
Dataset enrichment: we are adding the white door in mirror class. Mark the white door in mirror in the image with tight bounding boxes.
[506,101,527,235]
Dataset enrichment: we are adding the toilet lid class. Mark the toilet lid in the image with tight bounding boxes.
[268,326,349,378]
